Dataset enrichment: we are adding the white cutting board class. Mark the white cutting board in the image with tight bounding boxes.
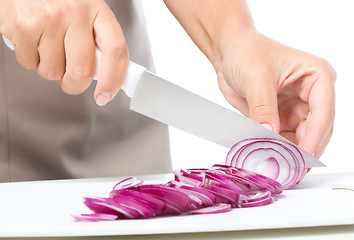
[0,172,354,238]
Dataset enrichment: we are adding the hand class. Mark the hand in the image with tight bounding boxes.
[216,30,336,159]
[0,0,129,106]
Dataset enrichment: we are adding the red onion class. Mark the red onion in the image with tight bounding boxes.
[72,213,118,222]
[83,197,141,219]
[166,181,216,208]
[185,203,231,215]
[132,185,193,215]
[110,189,166,215]
[112,177,143,190]
[212,164,283,194]
[226,138,305,189]
[73,138,307,221]
[75,167,283,221]
[237,196,274,208]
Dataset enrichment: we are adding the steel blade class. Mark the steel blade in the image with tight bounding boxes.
[130,71,325,168]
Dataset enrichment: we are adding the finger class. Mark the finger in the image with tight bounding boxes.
[93,4,129,106]
[61,12,95,94]
[314,126,333,158]
[244,75,280,133]
[37,27,66,81]
[297,71,335,156]
[297,126,333,184]
[12,29,41,69]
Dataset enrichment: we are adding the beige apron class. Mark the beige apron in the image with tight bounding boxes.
[0,0,172,182]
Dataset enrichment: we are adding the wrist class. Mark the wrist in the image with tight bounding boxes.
[165,0,257,74]
[202,1,256,72]
[211,25,257,73]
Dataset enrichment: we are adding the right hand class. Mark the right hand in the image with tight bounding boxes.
[0,0,129,106]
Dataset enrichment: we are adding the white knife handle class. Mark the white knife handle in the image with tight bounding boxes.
[2,35,146,98]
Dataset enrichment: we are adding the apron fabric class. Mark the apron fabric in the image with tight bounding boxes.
[0,0,172,182]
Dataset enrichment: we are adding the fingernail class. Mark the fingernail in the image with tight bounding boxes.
[95,92,112,106]
[261,123,273,131]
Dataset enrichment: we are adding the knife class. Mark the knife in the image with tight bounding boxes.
[2,35,324,167]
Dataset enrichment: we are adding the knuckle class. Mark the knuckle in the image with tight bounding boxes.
[13,19,34,38]
[315,58,337,82]
[108,41,129,60]
[37,66,63,81]
[21,62,37,70]
[38,3,51,19]
[243,68,272,86]
[60,80,88,95]
[63,0,79,11]
[65,0,89,17]
[61,85,80,95]
[44,7,62,25]
[250,104,274,120]
[68,64,93,82]
[16,55,38,69]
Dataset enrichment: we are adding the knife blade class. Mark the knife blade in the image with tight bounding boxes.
[2,35,324,168]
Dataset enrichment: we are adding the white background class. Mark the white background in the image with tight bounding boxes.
[142,0,354,174]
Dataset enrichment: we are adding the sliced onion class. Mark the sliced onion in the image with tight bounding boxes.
[174,169,247,196]
[212,164,283,194]
[110,189,166,215]
[237,196,274,208]
[83,197,141,219]
[167,181,216,207]
[239,189,272,203]
[133,185,193,215]
[110,194,155,218]
[75,138,298,222]
[225,138,305,189]
[173,169,241,204]
[185,203,231,215]
[73,213,118,222]
[83,197,123,217]
[112,177,143,190]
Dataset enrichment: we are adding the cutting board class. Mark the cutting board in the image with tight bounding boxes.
[0,172,354,238]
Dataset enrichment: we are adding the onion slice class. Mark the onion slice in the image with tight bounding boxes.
[133,185,194,215]
[112,177,143,190]
[225,138,305,189]
[110,189,166,215]
[73,213,118,222]
[185,203,232,215]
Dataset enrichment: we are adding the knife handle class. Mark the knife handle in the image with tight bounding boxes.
[2,35,146,98]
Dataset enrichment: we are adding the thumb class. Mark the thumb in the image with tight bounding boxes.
[245,77,280,133]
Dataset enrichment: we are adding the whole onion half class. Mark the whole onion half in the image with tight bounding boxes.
[225,138,305,189]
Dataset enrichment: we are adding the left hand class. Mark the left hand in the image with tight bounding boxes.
[215,30,336,159]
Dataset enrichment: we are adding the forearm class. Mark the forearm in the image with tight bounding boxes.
[164,0,255,70]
